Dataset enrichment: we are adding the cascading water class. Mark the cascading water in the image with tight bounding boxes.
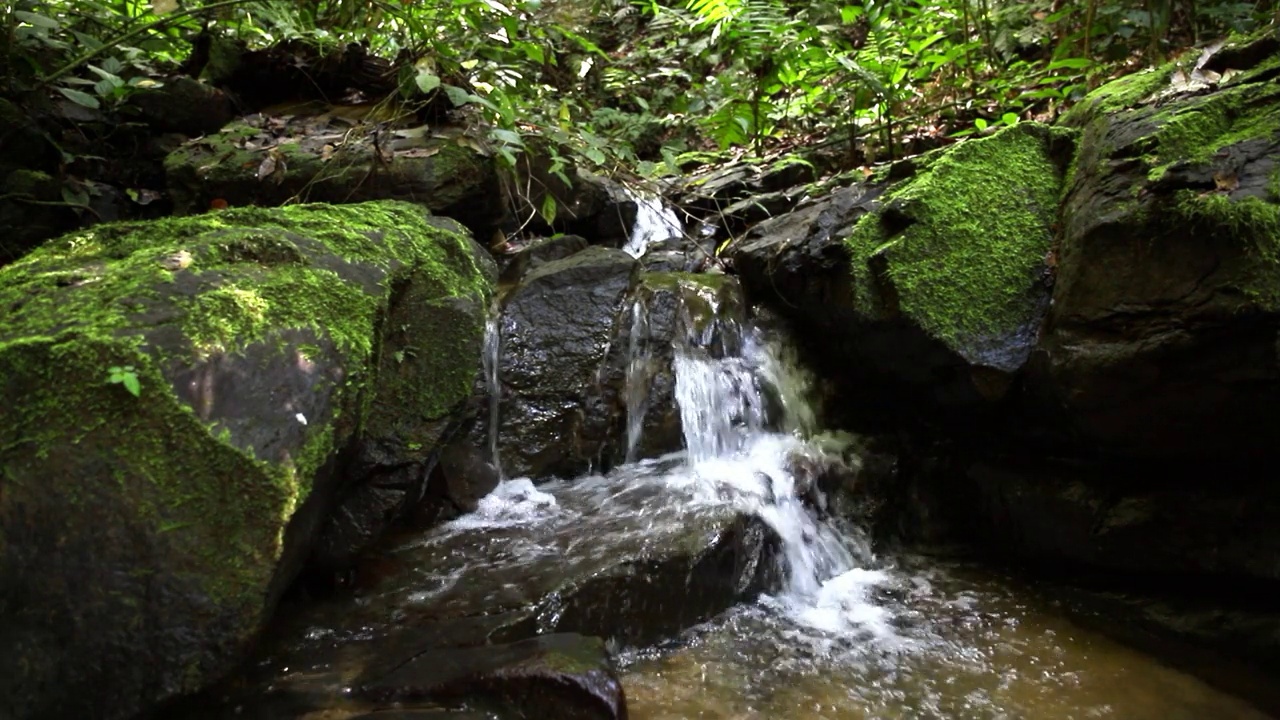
[622,193,683,258]
[623,298,652,463]
[206,281,1275,720]
[482,314,503,480]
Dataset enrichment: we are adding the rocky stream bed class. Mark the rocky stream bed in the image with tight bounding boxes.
[2,28,1280,720]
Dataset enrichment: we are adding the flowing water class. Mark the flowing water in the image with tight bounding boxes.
[486,316,1272,719]
[622,193,683,258]
[205,293,1275,718]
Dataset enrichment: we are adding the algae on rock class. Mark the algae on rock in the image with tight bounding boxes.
[0,200,493,720]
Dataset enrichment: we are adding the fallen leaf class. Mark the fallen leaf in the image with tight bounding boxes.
[1213,171,1239,192]
[152,0,178,15]
[257,152,278,180]
[320,144,335,161]
[160,250,192,271]
[210,198,229,210]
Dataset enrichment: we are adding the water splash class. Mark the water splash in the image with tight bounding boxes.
[623,194,682,258]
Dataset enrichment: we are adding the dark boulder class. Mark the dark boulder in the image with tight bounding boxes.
[1031,30,1280,461]
[360,634,626,720]
[494,246,639,479]
[498,233,590,284]
[0,201,493,720]
[731,123,1070,433]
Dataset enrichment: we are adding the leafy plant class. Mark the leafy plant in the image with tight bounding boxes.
[107,365,142,397]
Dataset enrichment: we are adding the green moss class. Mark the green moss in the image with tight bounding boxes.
[845,123,1061,347]
[1146,83,1280,172]
[0,199,494,625]
[4,169,58,196]
[1061,65,1173,128]
[0,332,289,631]
[1171,191,1280,305]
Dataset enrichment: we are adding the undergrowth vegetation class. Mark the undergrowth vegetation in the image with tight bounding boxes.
[4,0,1278,176]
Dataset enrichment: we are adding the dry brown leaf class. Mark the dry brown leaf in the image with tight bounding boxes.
[1213,171,1239,193]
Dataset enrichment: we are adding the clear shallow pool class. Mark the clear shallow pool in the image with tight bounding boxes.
[620,560,1273,720]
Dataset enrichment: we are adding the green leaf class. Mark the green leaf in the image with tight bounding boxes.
[974,118,988,131]
[122,374,141,397]
[1047,57,1092,70]
[58,87,101,109]
[15,11,60,29]
[491,128,525,147]
[840,5,863,23]
[443,84,472,107]
[1001,112,1019,125]
[415,72,441,94]
[540,194,558,225]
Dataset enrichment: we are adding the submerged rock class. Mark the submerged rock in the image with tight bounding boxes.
[360,634,626,720]
[172,475,781,718]
[0,201,493,720]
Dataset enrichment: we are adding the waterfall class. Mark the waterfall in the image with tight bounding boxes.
[623,194,682,258]
[623,298,652,462]
[482,315,503,481]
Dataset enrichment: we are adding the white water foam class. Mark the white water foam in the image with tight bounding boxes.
[447,477,559,530]
[623,194,682,258]
[470,310,899,649]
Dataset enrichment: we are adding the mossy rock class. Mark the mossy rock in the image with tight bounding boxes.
[0,200,493,720]
[1039,29,1280,460]
[844,122,1067,371]
[163,120,505,238]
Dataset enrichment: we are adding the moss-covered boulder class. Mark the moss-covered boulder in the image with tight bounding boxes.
[0,200,493,720]
[732,123,1070,431]
[1037,28,1280,460]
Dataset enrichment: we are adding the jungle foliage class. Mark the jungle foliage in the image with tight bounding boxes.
[4,0,1278,173]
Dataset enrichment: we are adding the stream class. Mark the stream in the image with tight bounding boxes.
[193,280,1276,719]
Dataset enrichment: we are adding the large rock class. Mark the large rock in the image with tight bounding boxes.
[360,634,626,720]
[732,123,1070,431]
[0,201,493,720]
[173,473,780,718]
[1032,30,1280,460]
[494,246,639,478]
[165,121,506,239]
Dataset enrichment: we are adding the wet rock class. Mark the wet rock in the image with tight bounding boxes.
[360,634,625,720]
[310,220,497,571]
[1030,30,1280,461]
[171,478,780,718]
[895,453,1280,588]
[498,233,590,284]
[719,188,804,230]
[616,272,747,461]
[495,246,639,479]
[731,123,1068,433]
[0,201,493,720]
